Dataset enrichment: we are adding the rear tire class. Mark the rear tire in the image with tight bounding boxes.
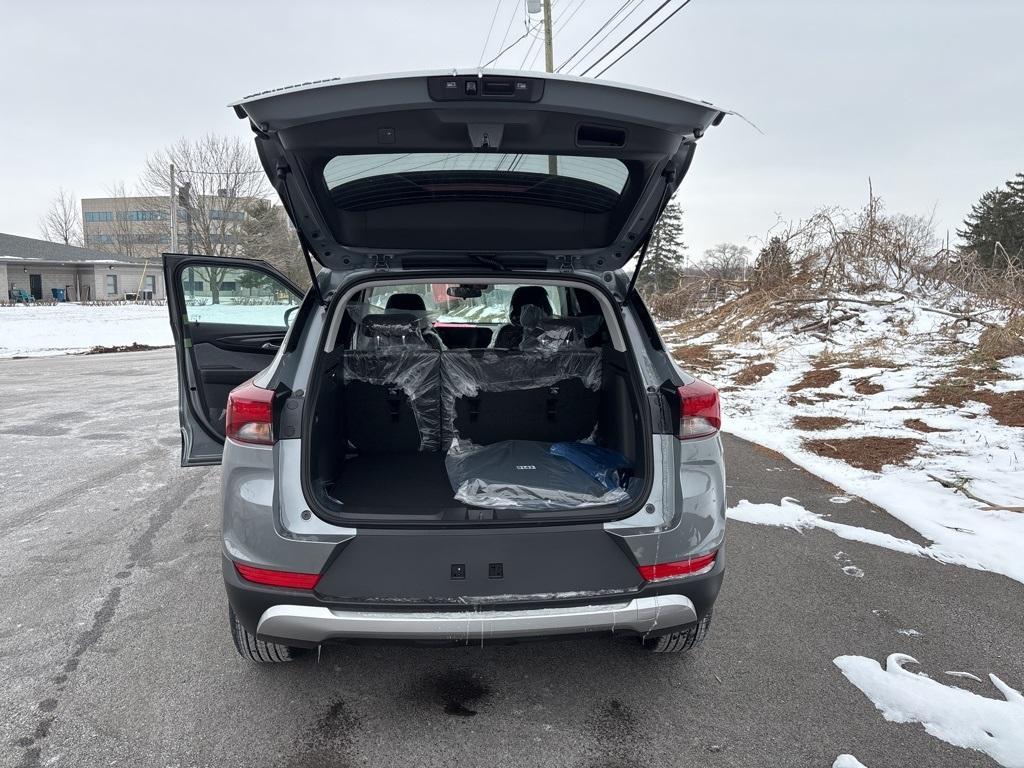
[642,611,712,654]
[229,607,307,663]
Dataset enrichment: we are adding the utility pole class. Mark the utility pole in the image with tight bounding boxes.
[169,164,178,253]
[542,0,557,176]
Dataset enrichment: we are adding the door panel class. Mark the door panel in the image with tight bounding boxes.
[163,254,303,466]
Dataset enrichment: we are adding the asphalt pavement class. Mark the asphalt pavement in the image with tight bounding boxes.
[1,349,1021,767]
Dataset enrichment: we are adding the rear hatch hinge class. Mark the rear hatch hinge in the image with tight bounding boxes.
[557,254,577,273]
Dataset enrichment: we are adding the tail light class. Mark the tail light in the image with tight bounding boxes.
[676,379,721,439]
[234,563,320,590]
[226,380,274,445]
[638,551,718,582]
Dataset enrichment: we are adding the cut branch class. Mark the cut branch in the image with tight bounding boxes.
[927,473,1024,512]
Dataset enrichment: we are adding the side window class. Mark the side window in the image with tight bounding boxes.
[180,265,300,327]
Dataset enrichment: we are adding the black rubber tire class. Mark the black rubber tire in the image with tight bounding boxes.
[228,607,306,663]
[643,611,712,654]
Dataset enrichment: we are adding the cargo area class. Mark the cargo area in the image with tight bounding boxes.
[304,280,649,524]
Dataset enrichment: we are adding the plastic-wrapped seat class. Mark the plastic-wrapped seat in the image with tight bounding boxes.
[342,310,442,452]
[440,348,602,448]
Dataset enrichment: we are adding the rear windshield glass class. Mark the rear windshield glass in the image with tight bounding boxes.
[324,153,628,196]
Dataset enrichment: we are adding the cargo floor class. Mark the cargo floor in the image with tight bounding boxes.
[327,453,459,511]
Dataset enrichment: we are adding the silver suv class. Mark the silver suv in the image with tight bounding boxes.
[164,70,727,662]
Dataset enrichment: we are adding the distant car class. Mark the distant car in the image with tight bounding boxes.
[164,70,727,661]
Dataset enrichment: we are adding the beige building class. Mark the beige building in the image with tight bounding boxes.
[82,193,251,260]
[1,232,164,302]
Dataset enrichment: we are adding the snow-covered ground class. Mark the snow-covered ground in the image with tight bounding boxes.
[0,304,173,357]
[835,652,1024,768]
[665,291,1024,586]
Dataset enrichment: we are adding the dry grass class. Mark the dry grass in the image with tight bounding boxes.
[673,344,721,371]
[733,362,776,385]
[976,316,1024,361]
[792,415,852,431]
[904,418,951,433]
[803,436,922,472]
[843,355,900,369]
[788,368,841,392]
[853,377,885,395]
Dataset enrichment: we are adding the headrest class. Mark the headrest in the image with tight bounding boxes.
[385,293,427,312]
[360,312,423,339]
[509,286,552,325]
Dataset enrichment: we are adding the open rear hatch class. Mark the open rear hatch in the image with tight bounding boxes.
[231,69,726,273]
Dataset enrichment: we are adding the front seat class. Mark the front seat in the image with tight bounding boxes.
[384,292,444,350]
[494,286,553,349]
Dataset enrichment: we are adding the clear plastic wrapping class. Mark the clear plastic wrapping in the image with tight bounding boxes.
[446,438,631,510]
[516,305,603,353]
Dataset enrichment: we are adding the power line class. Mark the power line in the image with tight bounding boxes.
[578,0,674,76]
[592,0,696,77]
[482,19,543,67]
[556,0,637,72]
[477,0,505,68]
[565,0,647,74]
[490,0,523,66]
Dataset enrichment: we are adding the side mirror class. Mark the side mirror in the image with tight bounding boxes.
[284,305,299,327]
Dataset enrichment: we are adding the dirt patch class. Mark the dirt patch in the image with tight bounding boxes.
[903,418,952,434]
[733,362,775,386]
[81,343,169,355]
[914,381,976,407]
[853,377,885,395]
[792,415,851,431]
[787,391,844,407]
[803,436,922,472]
[976,390,1024,427]
[672,344,721,371]
[788,368,841,392]
[844,355,899,369]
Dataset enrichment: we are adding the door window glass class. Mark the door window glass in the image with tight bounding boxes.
[180,265,300,327]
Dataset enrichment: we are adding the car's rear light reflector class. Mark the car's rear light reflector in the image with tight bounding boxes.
[677,379,721,440]
[234,563,320,590]
[226,380,274,445]
[638,551,717,582]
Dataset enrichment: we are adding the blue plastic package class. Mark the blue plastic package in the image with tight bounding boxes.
[549,442,632,491]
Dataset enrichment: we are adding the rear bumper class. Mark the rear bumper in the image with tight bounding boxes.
[257,594,697,644]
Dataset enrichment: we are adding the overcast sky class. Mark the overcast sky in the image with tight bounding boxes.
[1,0,1020,258]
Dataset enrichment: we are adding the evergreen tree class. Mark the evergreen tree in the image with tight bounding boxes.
[958,172,1024,268]
[636,201,687,295]
[752,236,793,287]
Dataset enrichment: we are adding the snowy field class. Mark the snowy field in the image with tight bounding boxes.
[0,304,174,357]
[665,292,1024,587]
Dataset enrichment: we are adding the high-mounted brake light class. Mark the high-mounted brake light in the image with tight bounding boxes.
[234,563,320,590]
[638,551,718,582]
[676,379,721,440]
[226,380,274,445]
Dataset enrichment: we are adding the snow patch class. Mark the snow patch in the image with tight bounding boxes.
[833,756,868,768]
[0,304,172,357]
[726,498,982,570]
[834,653,1024,768]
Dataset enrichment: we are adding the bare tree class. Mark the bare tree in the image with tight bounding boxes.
[38,188,82,245]
[139,135,270,302]
[699,243,751,280]
[237,199,309,287]
[104,181,140,258]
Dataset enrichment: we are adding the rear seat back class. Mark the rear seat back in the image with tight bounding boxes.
[441,349,602,448]
[342,312,442,451]
[342,350,441,452]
